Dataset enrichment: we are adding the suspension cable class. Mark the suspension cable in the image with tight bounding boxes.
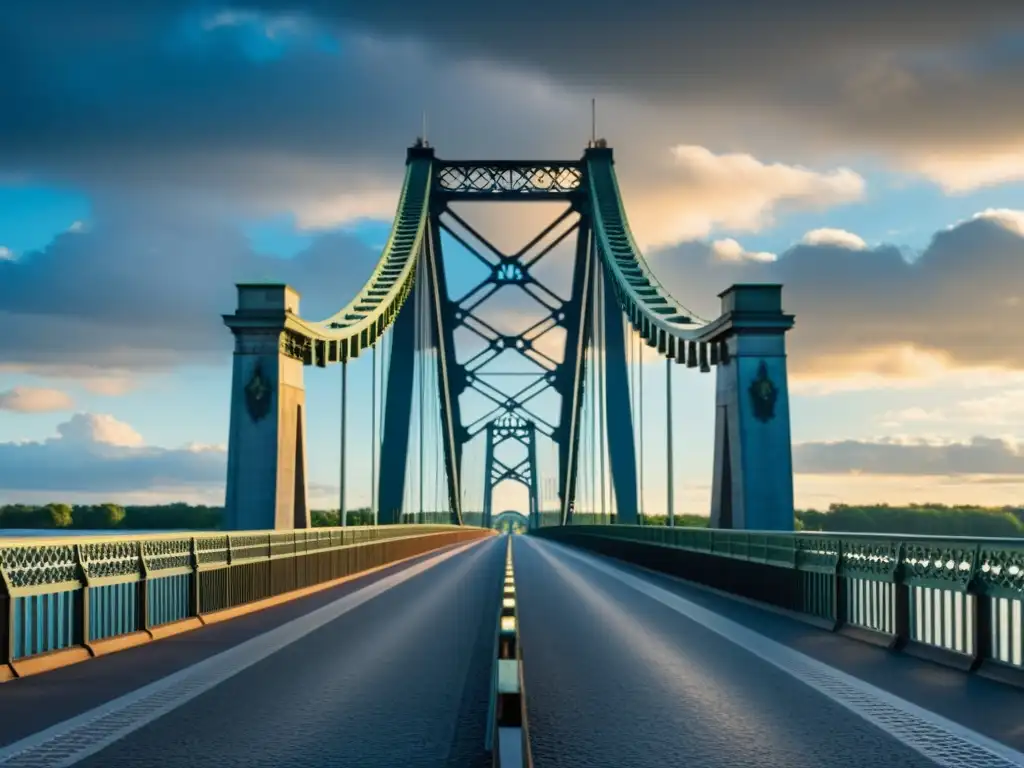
[418,261,426,524]
[666,357,674,527]
[340,359,348,526]
[371,344,377,525]
[593,289,598,521]
[638,331,645,524]
[597,264,607,524]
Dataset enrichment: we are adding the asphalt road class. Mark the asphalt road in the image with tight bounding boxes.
[0,535,505,768]
[513,536,1024,768]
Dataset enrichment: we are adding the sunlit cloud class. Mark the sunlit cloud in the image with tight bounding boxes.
[800,228,867,250]
[789,345,956,392]
[627,146,866,248]
[911,148,1024,194]
[0,386,74,413]
[710,238,776,263]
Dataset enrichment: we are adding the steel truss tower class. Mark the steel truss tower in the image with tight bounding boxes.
[376,144,638,525]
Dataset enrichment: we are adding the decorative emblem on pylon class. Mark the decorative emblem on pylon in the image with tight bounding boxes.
[244,361,272,422]
[748,360,778,423]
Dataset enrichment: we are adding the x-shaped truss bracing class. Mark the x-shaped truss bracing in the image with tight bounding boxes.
[440,205,581,443]
[482,415,540,528]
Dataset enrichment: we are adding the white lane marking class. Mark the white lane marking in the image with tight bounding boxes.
[0,538,492,768]
[526,537,1024,768]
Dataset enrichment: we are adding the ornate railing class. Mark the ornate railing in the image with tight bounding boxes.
[0,525,492,671]
[533,526,1024,684]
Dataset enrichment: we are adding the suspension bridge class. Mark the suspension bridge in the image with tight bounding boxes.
[221,139,794,534]
[0,142,1021,768]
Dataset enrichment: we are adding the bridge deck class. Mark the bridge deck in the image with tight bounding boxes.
[0,534,1020,767]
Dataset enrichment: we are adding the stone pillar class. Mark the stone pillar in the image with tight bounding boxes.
[709,284,795,531]
[223,284,311,531]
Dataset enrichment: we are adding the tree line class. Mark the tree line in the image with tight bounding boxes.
[1,501,1023,537]
[0,503,375,531]
[641,503,1024,537]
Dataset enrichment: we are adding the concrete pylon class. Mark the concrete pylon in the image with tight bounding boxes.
[709,284,795,531]
[223,284,311,531]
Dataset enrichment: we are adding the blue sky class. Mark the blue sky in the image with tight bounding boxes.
[5,3,1024,517]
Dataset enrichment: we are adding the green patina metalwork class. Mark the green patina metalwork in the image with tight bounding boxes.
[533,526,1024,597]
[532,525,1024,673]
[585,148,729,362]
[0,525,491,663]
[0,525,469,597]
[284,156,434,364]
[976,542,1024,599]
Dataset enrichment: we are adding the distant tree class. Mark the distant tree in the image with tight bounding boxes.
[640,515,709,528]
[73,503,126,529]
[123,503,221,529]
[312,510,340,527]
[313,508,374,527]
[6,500,1017,537]
[0,503,71,528]
[44,503,73,528]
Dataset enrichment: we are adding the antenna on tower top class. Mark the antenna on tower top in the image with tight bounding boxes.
[422,111,429,147]
[591,98,596,147]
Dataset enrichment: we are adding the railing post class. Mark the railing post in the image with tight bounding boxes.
[832,541,846,631]
[0,567,14,668]
[892,544,911,650]
[266,533,273,598]
[969,545,991,671]
[138,542,151,635]
[189,537,201,618]
[74,544,92,652]
[225,535,233,609]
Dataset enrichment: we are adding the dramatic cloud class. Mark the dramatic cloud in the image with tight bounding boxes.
[7,201,1024,389]
[794,436,1024,476]
[0,387,74,413]
[634,147,864,245]
[86,1,1023,191]
[2,1,1017,241]
[649,210,1024,381]
[337,4,1024,191]
[0,413,225,493]
[0,215,381,375]
[3,2,1024,391]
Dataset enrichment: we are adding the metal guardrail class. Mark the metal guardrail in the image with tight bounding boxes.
[0,525,489,670]
[533,526,1024,684]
